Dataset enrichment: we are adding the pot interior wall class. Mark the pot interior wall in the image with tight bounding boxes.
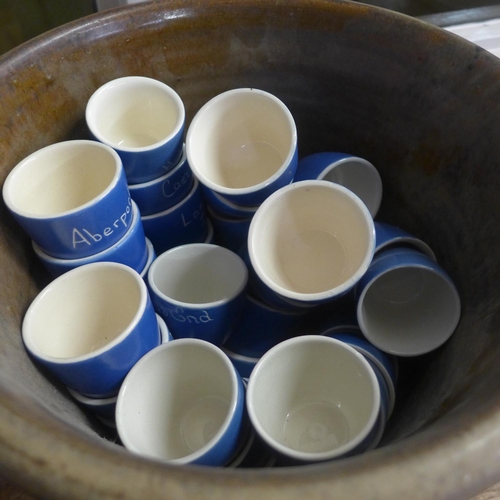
[2,0,500,496]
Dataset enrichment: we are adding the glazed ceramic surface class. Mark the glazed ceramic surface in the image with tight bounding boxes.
[116,339,246,466]
[32,200,148,277]
[2,1,500,499]
[294,152,383,217]
[246,336,380,464]
[248,180,375,306]
[148,243,248,345]
[356,247,461,356]
[141,177,208,254]
[186,88,298,206]
[2,140,132,259]
[86,76,185,184]
[128,145,193,216]
[22,262,160,397]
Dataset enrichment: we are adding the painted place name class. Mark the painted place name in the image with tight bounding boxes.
[167,306,215,324]
[72,197,133,248]
[161,171,191,198]
[181,202,205,228]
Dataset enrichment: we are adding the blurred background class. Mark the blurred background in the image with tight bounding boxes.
[2,0,500,56]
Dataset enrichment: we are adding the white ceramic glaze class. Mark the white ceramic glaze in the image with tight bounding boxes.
[295,152,383,217]
[2,140,131,259]
[147,243,248,345]
[86,76,185,184]
[356,248,461,356]
[247,335,380,463]
[186,88,298,205]
[248,180,375,305]
[116,339,245,466]
[22,262,159,397]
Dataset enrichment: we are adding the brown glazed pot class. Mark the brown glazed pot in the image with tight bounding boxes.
[2,1,500,498]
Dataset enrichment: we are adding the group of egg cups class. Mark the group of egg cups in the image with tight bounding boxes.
[153,85,460,465]
[137,87,385,466]
[185,91,461,364]
[86,84,393,465]
[3,77,462,468]
[82,83,462,465]
[1,76,212,426]
[2,75,207,282]
[199,185,459,466]
[2,136,161,425]
[213,155,459,465]
[2,138,154,280]
[86,76,213,256]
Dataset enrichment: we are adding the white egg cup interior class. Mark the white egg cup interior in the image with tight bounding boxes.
[4,140,120,218]
[22,263,145,361]
[116,339,238,463]
[87,76,184,151]
[319,156,382,218]
[148,243,248,307]
[248,180,375,302]
[358,264,462,356]
[247,336,380,462]
[186,88,296,193]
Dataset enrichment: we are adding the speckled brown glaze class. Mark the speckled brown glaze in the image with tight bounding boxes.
[2,1,500,498]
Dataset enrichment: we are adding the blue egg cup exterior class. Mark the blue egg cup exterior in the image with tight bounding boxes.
[151,288,247,347]
[222,347,260,379]
[356,247,453,303]
[208,208,252,254]
[33,201,148,277]
[141,178,208,255]
[374,221,436,261]
[223,295,307,358]
[129,146,193,216]
[294,152,353,182]
[68,390,117,421]
[202,186,259,219]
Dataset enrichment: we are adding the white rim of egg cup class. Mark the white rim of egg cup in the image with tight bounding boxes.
[156,314,173,344]
[317,156,383,218]
[66,386,117,407]
[221,347,260,379]
[186,88,297,198]
[374,222,437,261]
[376,236,437,261]
[3,140,123,221]
[248,180,375,303]
[246,335,380,462]
[147,243,248,310]
[139,238,156,278]
[22,262,149,364]
[116,338,241,464]
[86,76,185,153]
